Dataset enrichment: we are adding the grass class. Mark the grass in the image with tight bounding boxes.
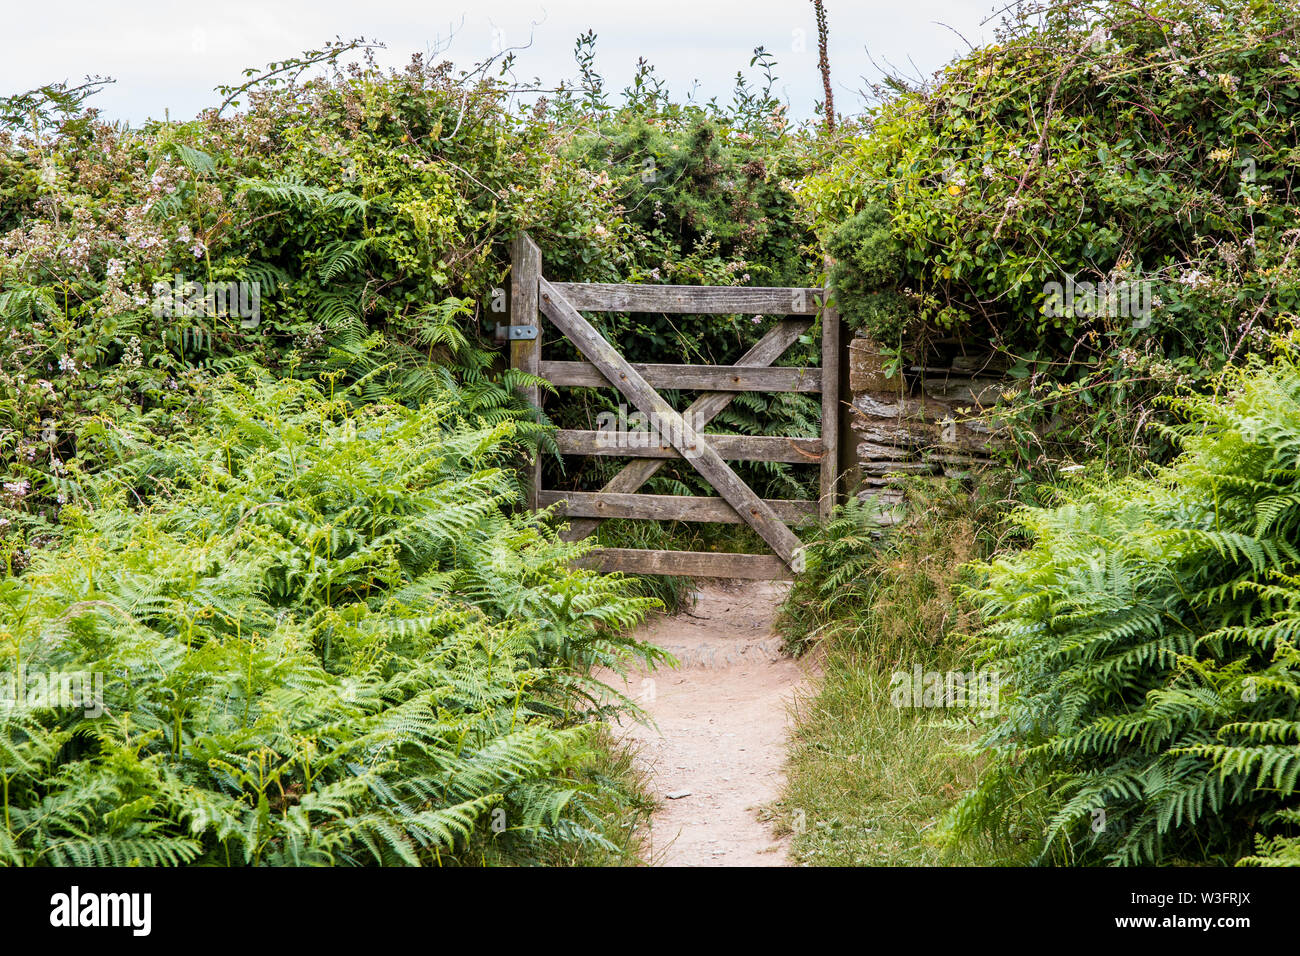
[775,477,1017,866]
[777,647,987,866]
[537,727,659,866]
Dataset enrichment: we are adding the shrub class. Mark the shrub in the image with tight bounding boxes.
[0,60,608,558]
[1,41,836,540]
[824,205,908,342]
[801,0,1300,468]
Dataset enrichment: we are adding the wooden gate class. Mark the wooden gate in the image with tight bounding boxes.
[509,232,841,580]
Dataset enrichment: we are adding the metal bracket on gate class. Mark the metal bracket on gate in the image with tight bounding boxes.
[495,324,538,342]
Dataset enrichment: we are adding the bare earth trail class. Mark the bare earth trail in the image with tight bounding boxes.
[598,580,811,866]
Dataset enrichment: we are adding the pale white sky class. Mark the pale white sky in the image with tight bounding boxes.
[2,1,1009,124]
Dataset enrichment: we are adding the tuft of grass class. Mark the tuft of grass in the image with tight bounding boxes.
[777,647,992,866]
[778,477,1007,663]
[776,476,1016,865]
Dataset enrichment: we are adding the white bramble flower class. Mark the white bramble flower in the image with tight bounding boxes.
[3,479,30,499]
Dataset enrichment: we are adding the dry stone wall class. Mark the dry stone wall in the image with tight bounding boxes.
[845,333,1006,507]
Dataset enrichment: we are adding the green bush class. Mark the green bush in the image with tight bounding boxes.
[1,41,836,542]
[0,373,660,865]
[954,353,1300,865]
[824,205,908,342]
[802,0,1300,466]
[0,59,609,558]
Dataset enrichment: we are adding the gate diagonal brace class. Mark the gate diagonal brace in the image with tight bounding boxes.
[562,318,813,541]
[537,278,804,569]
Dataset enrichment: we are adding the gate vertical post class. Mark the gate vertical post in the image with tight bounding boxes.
[511,232,543,511]
[819,276,842,522]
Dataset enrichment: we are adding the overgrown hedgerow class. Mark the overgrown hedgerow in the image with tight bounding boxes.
[802,0,1300,470]
[0,38,834,555]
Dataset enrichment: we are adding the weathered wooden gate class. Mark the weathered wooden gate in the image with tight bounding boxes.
[509,232,841,580]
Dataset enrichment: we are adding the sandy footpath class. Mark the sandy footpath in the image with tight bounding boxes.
[599,580,811,866]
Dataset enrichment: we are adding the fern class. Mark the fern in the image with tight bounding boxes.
[237,177,376,219]
[0,372,659,866]
[953,354,1300,865]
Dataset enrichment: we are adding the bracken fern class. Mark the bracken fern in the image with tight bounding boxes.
[0,372,660,866]
[952,355,1300,865]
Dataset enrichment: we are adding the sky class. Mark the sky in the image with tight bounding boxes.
[1,1,1012,125]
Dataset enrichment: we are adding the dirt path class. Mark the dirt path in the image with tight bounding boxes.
[599,580,810,866]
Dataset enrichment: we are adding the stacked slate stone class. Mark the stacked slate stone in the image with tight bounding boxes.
[846,333,1006,509]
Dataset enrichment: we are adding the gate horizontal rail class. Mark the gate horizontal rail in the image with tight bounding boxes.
[539,360,821,392]
[546,282,824,314]
[573,548,796,581]
[538,490,819,525]
[554,430,823,463]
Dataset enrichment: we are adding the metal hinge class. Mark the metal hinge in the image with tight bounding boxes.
[495,324,538,342]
